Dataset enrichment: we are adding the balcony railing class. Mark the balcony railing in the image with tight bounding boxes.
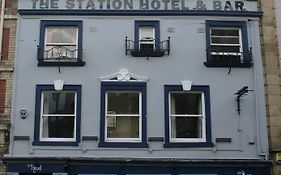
[125,37,170,58]
[204,48,252,67]
[37,45,85,66]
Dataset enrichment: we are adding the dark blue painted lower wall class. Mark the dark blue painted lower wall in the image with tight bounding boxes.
[7,160,272,175]
[67,164,271,175]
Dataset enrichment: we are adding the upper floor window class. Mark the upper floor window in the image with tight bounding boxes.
[33,85,81,146]
[99,82,148,148]
[164,85,213,148]
[139,25,156,51]
[37,21,85,66]
[204,21,252,67]
[125,21,170,58]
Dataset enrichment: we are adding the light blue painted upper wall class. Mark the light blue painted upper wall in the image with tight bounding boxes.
[10,0,267,160]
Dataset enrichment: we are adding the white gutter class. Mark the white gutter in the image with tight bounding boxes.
[0,0,5,61]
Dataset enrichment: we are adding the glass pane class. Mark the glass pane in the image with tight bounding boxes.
[139,26,155,40]
[44,45,78,60]
[170,93,202,115]
[107,115,139,138]
[210,55,242,63]
[107,91,139,114]
[46,26,77,44]
[211,37,240,44]
[211,28,239,36]
[171,117,202,138]
[211,46,241,53]
[140,43,154,51]
[42,116,74,138]
[43,91,75,114]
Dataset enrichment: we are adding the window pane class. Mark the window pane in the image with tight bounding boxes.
[44,45,78,60]
[211,46,241,53]
[139,26,155,51]
[170,93,202,115]
[140,43,154,51]
[171,117,202,138]
[42,116,74,138]
[210,55,241,63]
[107,91,139,114]
[211,37,240,44]
[210,27,242,62]
[211,28,239,36]
[107,116,139,138]
[139,26,155,39]
[43,91,75,114]
[46,26,77,44]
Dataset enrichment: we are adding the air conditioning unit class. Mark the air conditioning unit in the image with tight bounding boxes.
[276,153,281,161]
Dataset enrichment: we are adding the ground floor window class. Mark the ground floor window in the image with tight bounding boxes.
[99,82,148,148]
[33,85,81,146]
[164,85,212,148]
[106,91,141,140]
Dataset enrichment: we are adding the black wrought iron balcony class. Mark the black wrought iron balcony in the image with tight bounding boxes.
[37,45,85,66]
[125,37,170,58]
[204,48,252,67]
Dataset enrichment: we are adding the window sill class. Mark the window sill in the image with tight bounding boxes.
[37,60,85,67]
[164,142,214,148]
[204,61,252,68]
[98,142,148,148]
[32,141,79,146]
[130,50,165,57]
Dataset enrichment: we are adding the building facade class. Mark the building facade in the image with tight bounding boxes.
[4,0,271,174]
[260,0,281,174]
[0,0,17,174]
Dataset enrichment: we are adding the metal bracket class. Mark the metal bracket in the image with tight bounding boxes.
[234,86,253,115]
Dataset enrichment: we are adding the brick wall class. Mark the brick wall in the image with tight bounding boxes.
[0,0,17,174]
[5,0,12,8]
[2,28,10,60]
[275,0,281,65]
[0,80,6,113]
[259,0,281,174]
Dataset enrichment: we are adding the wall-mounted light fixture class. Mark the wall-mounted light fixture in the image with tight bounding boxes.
[53,79,64,91]
[181,80,192,91]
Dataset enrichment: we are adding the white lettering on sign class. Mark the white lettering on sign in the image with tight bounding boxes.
[27,163,42,173]
[237,170,252,175]
[30,0,248,11]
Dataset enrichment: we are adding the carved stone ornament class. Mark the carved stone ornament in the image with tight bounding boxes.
[99,68,148,82]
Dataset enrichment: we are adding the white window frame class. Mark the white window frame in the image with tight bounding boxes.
[210,27,243,60]
[39,91,77,142]
[44,26,79,60]
[139,26,156,50]
[169,91,206,143]
[105,91,142,142]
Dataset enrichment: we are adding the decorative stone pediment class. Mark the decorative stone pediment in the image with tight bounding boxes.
[99,68,148,82]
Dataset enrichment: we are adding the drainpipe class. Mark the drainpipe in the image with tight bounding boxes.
[249,18,269,160]
[0,0,5,61]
